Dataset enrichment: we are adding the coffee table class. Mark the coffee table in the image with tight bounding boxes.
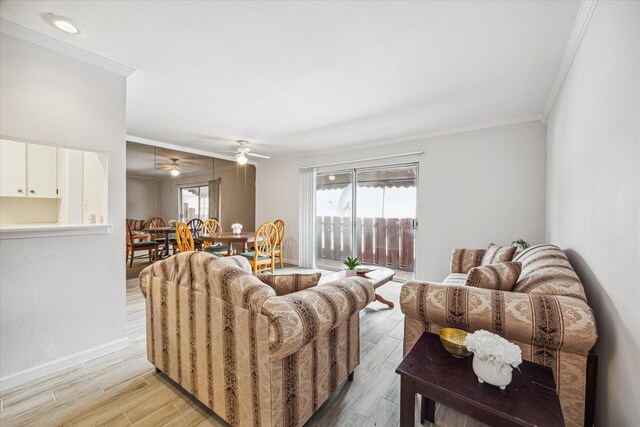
[321,266,395,308]
[396,332,564,427]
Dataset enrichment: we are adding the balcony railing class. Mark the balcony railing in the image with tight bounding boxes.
[316,216,416,271]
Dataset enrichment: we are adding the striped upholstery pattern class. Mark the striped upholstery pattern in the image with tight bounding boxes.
[257,272,322,296]
[466,261,522,291]
[400,245,597,427]
[481,243,517,265]
[513,244,587,301]
[140,252,374,427]
[442,273,468,285]
[450,248,485,273]
[126,218,146,234]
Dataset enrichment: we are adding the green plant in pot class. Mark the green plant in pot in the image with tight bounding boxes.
[512,239,530,252]
[343,256,360,277]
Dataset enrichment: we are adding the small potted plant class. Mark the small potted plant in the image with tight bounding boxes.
[342,256,360,277]
[512,239,530,253]
[465,330,522,390]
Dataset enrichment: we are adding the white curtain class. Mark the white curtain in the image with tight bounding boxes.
[298,167,317,268]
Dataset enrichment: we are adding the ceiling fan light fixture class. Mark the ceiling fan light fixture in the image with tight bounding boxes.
[170,166,180,176]
[236,154,248,165]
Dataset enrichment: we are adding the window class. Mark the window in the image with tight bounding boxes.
[179,185,209,221]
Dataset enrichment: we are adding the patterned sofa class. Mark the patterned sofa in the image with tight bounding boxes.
[400,244,597,427]
[139,252,374,427]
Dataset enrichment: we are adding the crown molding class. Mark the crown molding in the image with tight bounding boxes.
[542,0,598,119]
[0,18,135,77]
[126,135,258,165]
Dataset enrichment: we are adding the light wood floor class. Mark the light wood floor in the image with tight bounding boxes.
[1,262,480,427]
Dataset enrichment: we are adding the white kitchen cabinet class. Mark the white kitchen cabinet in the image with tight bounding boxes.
[27,144,58,198]
[0,139,27,197]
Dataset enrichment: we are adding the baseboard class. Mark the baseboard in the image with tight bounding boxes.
[0,337,128,392]
[283,258,299,266]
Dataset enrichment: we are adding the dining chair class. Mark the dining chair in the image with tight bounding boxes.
[202,218,229,255]
[187,218,204,251]
[239,222,278,274]
[273,219,286,268]
[126,221,157,267]
[175,222,194,252]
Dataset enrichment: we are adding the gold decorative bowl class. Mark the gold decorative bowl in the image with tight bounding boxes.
[439,328,472,358]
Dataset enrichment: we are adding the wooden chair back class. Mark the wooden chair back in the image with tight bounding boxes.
[176,222,194,252]
[274,219,285,245]
[125,221,134,249]
[146,217,166,228]
[255,222,278,257]
[145,217,166,240]
[202,218,222,235]
[187,218,203,238]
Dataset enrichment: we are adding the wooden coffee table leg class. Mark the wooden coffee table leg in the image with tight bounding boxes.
[421,395,435,423]
[400,376,415,427]
[375,293,395,308]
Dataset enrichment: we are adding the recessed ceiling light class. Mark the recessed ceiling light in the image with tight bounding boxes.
[44,14,79,34]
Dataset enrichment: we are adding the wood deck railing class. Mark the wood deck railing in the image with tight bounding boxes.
[316,216,415,271]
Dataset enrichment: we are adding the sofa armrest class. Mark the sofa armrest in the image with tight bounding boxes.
[450,248,486,273]
[262,277,374,359]
[400,281,597,355]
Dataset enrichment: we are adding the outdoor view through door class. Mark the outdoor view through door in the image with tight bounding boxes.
[315,164,417,280]
[179,185,209,221]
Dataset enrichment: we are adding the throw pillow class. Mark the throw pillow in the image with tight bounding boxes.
[466,262,522,291]
[481,243,517,265]
[257,272,322,296]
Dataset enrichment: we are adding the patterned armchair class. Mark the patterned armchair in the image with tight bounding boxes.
[400,244,597,427]
[139,252,374,427]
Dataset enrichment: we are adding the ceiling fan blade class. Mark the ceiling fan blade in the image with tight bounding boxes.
[247,152,271,159]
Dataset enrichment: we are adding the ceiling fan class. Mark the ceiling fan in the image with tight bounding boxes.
[219,140,271,164]
[155,158,191,176]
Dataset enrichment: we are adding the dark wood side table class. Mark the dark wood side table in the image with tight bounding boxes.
[395,332,564,427]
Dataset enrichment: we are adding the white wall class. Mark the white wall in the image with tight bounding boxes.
[0,34,128,385]
[126,175,157,220]
[257,120,547,280]
[546,2,640,425]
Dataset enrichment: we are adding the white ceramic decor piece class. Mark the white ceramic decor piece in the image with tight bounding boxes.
[465,329,522,390]
[472,355,513,389]
[231,223,242,235]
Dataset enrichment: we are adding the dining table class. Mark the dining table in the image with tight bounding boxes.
[142,226,175,259]
[199,231,261,256]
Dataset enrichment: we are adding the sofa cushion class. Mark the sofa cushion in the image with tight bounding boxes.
[257,272,321,296]
[481,243,516,265]
[442,273,468,285]
[466,261,522,291]
[512,244,587,301]
[450,249,486,274]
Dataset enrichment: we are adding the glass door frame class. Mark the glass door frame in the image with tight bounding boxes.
[314,161,419,279]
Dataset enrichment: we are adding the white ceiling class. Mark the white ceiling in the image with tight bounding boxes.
[0,1,581,159]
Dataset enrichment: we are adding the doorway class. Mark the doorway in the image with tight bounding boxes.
[315,163,418,280]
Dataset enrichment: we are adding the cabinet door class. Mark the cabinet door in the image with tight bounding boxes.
[0,139,27,197]
[27,144,57,198]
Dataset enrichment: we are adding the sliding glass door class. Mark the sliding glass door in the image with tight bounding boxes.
[179,185,209,221]
[315,164,418,280]
[315,171,354,270]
